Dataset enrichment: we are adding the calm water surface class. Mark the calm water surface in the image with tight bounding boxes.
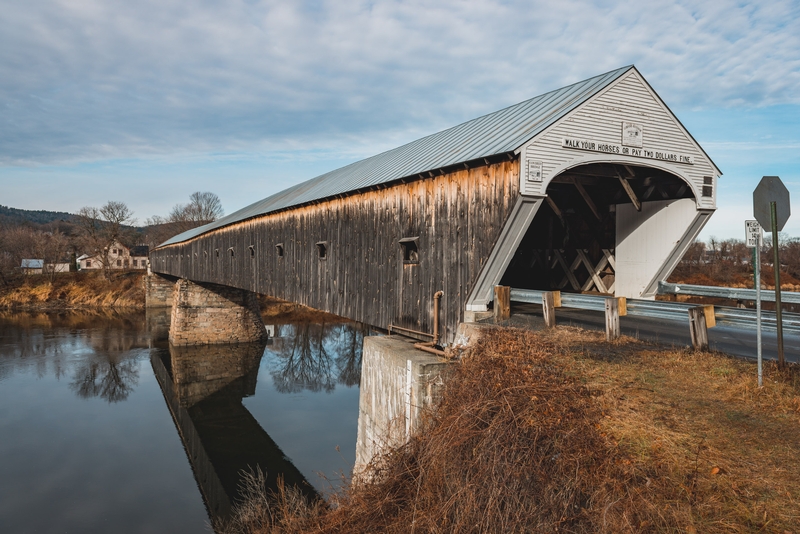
[0,310,366,533]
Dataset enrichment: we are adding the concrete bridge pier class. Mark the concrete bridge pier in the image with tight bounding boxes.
[355,336,452,475]
[168,278,267,346]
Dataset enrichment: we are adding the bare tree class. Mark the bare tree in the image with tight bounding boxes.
[144,192,224,247]
[76,201,136,277]
[169,191,224,232]
[185,191,224,224]
[31,230,69,282]
[0,226,35,285]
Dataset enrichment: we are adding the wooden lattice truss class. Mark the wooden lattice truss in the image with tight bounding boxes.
[529,248,616,294]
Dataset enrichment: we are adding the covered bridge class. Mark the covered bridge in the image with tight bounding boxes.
[150,65,720,344]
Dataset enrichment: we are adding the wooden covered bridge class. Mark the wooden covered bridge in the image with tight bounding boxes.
[150,65,720,345]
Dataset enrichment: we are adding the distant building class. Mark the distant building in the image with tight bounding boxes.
[19,259,69,275]
[46,263,70,273]
[21,259,43,275]
[79,242,149,270]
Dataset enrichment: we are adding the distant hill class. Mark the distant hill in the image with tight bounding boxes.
[0,204,76,226]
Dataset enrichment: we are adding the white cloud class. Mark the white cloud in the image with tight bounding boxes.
[1,0,798,164]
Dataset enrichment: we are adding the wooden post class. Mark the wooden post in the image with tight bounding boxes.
[688,306,709,351]
[702,305,716,328]
[542,291,556,328]
[605,297,620,341]
[494,285,510,321]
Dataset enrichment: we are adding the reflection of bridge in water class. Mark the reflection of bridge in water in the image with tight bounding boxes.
[151,340,318,525]
[149,318,369,526]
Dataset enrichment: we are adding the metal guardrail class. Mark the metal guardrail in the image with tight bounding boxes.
[509,288,800,334]
[658,281,800,304]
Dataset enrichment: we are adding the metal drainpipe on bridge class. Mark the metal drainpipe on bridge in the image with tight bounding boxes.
[388,291,448,357]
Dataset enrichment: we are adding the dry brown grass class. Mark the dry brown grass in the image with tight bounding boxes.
[220,327,800,534]
[259,296,349,324]
[0,271,145,309]
[545,327,800,533]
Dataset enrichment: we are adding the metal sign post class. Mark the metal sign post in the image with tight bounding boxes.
[753,176,791,369]
[770,201,785,368]
[745,220,763,386]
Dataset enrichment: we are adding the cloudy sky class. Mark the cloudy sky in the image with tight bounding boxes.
[1,0,799,239]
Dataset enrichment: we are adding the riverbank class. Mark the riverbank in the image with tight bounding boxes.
[0,271,145,309]
[221,326,800,533]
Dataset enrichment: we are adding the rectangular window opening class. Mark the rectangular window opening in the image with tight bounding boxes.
[702,176,713,198]
[249,245,255,258]
[276,243,284,257]
[316,241,328,260]
[399,237,420,265]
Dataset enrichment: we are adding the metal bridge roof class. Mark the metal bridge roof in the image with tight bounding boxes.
[159,66,634,247]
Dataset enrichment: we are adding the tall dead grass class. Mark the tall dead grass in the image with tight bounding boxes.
[0,271,144,309]
[313,328,660,533]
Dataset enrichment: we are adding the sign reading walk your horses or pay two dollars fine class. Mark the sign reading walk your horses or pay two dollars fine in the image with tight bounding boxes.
[561,137,695,165]
[752,176,791,370]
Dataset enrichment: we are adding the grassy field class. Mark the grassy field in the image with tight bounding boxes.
[221,326,800,534]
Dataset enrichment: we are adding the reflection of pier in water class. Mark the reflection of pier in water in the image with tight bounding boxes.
[151,341,317,525]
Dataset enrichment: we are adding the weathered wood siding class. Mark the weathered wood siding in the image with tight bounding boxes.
[150,160,519,343]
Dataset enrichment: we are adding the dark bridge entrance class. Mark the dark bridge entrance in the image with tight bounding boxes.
[500,162,697,295]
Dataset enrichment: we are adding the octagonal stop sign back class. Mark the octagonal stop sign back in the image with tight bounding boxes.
[753,176,791,231]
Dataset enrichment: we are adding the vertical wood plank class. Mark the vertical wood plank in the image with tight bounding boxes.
[542,291,556,328]
[605,297,620,341]
[688,307,709,351]
[494,285,511,321]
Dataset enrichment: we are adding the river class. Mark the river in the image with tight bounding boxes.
[0,310,367,533]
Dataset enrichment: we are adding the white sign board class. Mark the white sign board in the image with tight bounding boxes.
[621,121,643,148]
[527,159,543,182]
[745,220,762,248]
[561,137,695,165]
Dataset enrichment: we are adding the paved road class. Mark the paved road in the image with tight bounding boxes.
[506,304,800,364]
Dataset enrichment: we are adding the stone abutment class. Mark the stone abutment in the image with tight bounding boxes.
[167,278,267,346]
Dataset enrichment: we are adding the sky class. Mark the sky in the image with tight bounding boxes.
[1,0,799,240]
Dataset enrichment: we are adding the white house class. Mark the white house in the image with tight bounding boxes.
[79,242,148,270]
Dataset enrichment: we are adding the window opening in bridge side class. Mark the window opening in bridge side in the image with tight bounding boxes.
[316,241,328,260]
[215,249,219,258]
[249,245,255,258]
[276,243,284,258]
[399,237,419,265]
[228,247,235,258]
[702,176,713,197]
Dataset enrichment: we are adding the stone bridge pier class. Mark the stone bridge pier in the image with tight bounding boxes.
[145,273,267,346]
